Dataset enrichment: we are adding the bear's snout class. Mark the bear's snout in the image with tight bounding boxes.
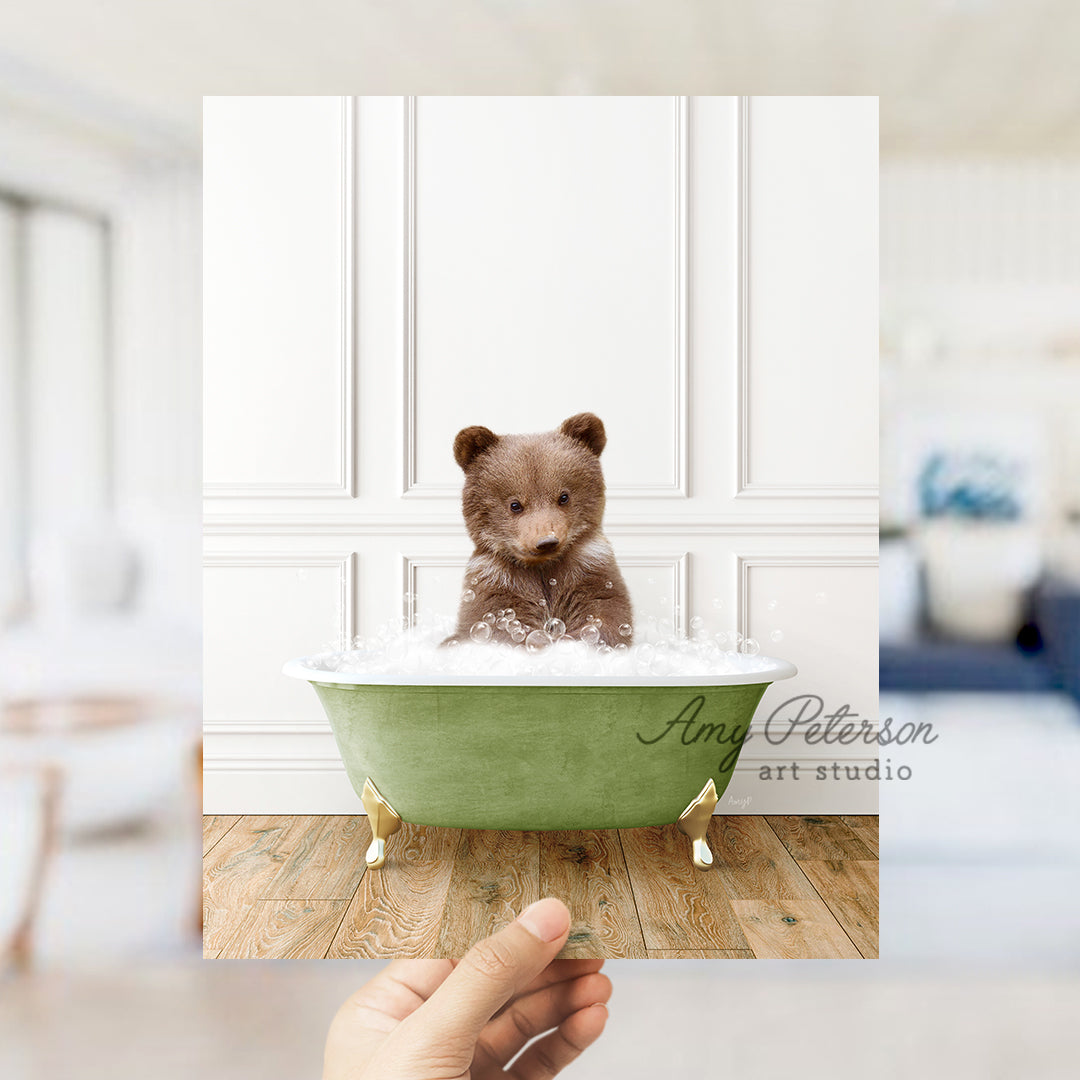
[534,534,561,555]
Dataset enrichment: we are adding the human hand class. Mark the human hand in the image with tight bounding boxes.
[324,898,611,1079]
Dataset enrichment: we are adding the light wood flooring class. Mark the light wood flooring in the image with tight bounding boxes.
[203,814,878,960]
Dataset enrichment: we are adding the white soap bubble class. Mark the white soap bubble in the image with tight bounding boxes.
[605,581,613,589]
[510,624,527,644]
[549,578,557,587]
[770,629,784,643]
[741,637,760,655]
[580,624,601,645]
[618,623,632,637]
[767,599,779,611]
[544,617,566,640]
[482,612,495,623]
[504,608,516,621]
[526,629,552,653]
[462,588,476,602]
[470,621,492,643]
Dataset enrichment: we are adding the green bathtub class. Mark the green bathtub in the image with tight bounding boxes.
[283,659,796,870]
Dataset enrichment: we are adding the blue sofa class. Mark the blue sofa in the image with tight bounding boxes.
[880,577,1080,701]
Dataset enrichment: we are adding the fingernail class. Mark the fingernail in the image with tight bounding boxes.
[516,898,570,942]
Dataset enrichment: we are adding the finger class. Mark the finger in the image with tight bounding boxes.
[508,1003,609,1079]
[478,970,612,1064]
[489,958,606,1019]
[404,898,571,1051]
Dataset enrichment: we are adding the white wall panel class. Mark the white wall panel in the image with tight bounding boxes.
[203,96,353,496]
[406,96,686,497]
[740,96,878,496]
[741,558,878,720]
[203,553,355,726]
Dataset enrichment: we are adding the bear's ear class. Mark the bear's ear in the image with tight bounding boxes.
[560,413,607,457]
[453,425,500,471]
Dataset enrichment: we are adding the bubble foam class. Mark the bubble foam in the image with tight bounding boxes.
[296,613,790,682]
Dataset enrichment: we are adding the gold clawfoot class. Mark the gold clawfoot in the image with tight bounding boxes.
[361,778,402,869]
[677,778,719,870]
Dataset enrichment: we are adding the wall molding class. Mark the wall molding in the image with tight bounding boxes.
[202,717,880,740]
[396,550,690,632]
[203,550,358,647]
[204,756,879,774]
[733,96,878,501]
[735,552,878,640]
[619,551,690,634]
[203,96,357,500]
[400,95,690,499]
[203,513,880,537]
[399,552,469,626]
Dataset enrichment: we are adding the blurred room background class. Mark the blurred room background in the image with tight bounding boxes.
[2,1,1079,1077]
[0,45,202,973]
[879,157,1080,966]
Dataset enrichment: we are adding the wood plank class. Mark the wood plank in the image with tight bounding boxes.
[842,816,879,858]
[436,830,540,958]
[839,815,876,829]
[619,825,750,952]
[202,814,239,856]
[203,816,312,956]
[708,815,872,959]
[648,950,754,959]
[730,899,862,959]
[797,860,879,959]
[327,824,462,959]
[539,831,646,959]
[214,899,349,959]
[260,815,368,900]
[765,815,875,861]
[709,815,829,903]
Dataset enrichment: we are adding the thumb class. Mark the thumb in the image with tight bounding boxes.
[405,898,571,1052]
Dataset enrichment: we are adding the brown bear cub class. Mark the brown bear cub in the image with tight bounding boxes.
[443,413,633,648]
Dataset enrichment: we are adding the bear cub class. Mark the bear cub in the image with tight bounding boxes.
[443,413,633,648]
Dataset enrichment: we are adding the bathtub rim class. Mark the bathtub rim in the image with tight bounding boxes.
[282,655,797,688]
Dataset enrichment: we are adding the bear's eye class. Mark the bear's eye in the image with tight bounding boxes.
[558,492,570,505]
[509,500,523,513]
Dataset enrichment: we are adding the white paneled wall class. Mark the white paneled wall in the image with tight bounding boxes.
[204,96,879,814]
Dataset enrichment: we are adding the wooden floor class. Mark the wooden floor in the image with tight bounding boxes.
[203,814,878,960]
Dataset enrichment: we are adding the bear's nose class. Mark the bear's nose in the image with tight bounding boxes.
[535,535,560,554]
